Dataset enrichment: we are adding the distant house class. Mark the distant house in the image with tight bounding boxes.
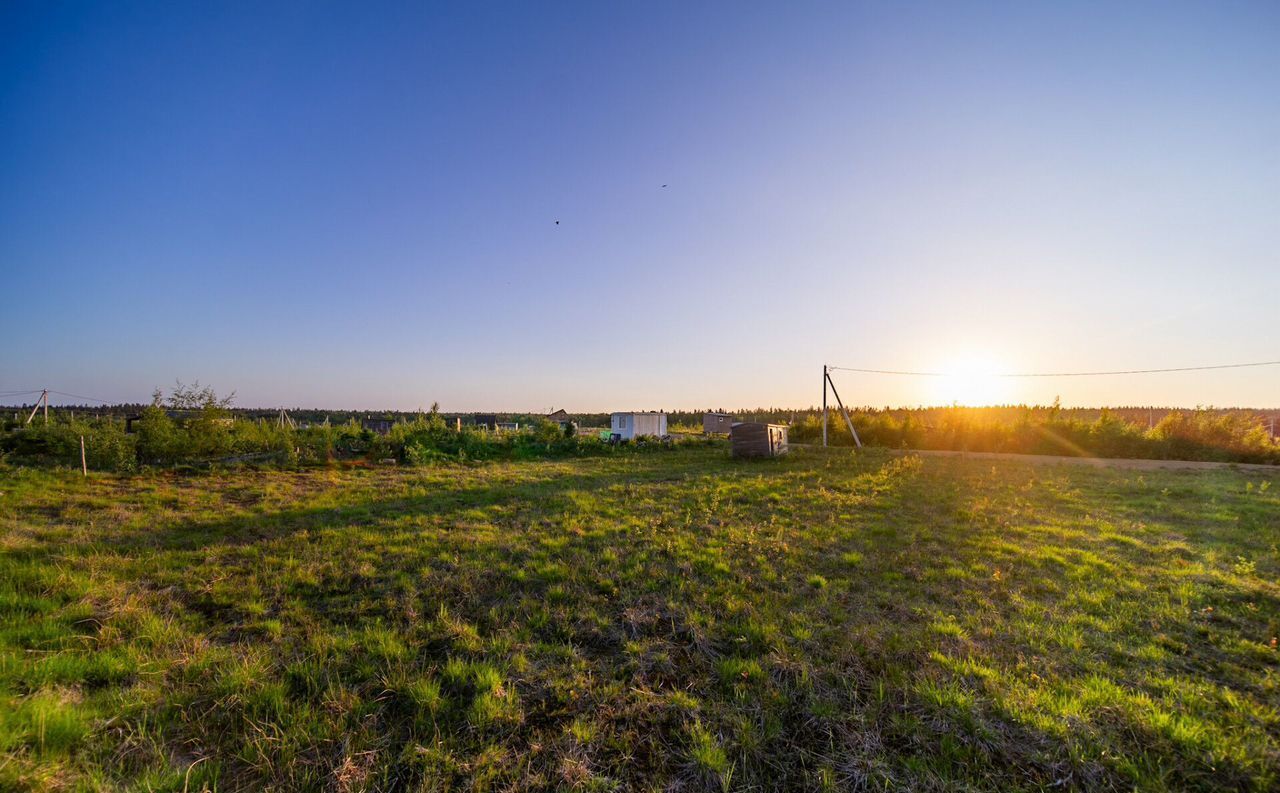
[610,411,667,441]
[703,412,735,435]
[730,422,789,458]
[362,417,395,435]
[547,408,576,432]
[472,414,498,430]
[496,421,520,431]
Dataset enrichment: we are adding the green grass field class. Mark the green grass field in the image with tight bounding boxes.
[1,447,1277,791]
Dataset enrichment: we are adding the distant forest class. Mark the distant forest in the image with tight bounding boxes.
[3,402,1276,431]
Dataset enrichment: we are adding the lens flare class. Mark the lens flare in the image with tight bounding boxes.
[930,357,1009,406]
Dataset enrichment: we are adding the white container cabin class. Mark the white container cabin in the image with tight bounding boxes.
[610,411,667,440]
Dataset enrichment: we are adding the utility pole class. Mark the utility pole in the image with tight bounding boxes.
[25,390,48,425]
[822,366,828,447]
[821,366,863,448]
[824,368,863,448]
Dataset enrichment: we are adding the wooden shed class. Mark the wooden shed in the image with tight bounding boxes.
[730,422,789,458]
[703,412,735,435]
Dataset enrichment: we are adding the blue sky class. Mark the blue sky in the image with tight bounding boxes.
[2,1,1277,410]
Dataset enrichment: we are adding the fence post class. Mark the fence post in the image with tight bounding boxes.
[80,435,87,477]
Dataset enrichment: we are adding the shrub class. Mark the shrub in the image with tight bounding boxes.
[135,406,180,465]
[77,420,136,472]
[0,418,137,472]
[787,406,1278,464]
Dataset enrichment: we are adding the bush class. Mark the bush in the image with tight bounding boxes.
[1150,411,1277,464]
[787,406,1278,464]
[0,418,137,472]
[135,406,180,465]
[295,423,337,465]
[77,420,136,472]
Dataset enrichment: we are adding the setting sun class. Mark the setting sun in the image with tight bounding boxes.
[929,357,1011,406]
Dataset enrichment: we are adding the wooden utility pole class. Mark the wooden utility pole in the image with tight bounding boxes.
[825,369,863,448]
[822,366,828,447]
[25,390,48,425]
[822,367,863,448]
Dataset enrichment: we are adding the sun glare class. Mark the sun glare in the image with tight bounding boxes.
[930,357,1009,406]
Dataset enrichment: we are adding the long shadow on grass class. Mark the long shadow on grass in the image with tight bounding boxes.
[8,453,1273,790]
[104,451,882,554]
[831,463,1279,791]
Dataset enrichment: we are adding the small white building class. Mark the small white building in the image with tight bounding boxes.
[610,411,667,440]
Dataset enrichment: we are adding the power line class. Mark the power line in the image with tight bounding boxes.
[827,359,1280,378]
[0,388,119,403]
[46,390,117,404]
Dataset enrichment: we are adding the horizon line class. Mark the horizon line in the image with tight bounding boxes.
[4,401,1279,413]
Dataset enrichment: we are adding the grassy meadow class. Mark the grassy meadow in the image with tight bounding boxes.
[1,447,1278,791]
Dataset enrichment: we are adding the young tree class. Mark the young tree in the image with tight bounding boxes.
[135,404,178,464]
[146,381,237,459]
[167,380,235,413]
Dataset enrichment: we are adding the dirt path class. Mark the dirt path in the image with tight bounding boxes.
[894,448,1279,472]
[796,444,1279,473]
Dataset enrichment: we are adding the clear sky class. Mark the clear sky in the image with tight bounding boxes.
[2,1,1277,411]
